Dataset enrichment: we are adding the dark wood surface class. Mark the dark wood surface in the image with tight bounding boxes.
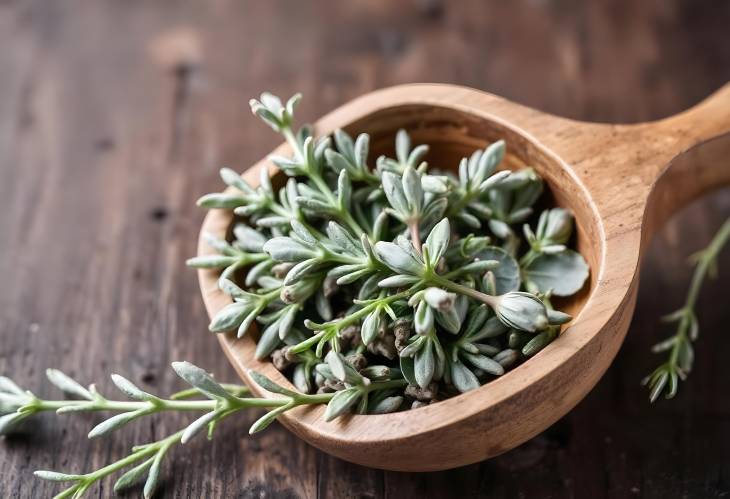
[1,0,729,497]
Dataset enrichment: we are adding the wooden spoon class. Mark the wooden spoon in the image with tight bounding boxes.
[195,83,730,471]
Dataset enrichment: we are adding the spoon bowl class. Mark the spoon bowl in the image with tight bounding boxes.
[196,84,730,471]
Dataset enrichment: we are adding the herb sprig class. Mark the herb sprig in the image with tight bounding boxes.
[643,218,730,402]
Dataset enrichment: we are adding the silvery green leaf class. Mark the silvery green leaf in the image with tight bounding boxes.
[374,241,423,275]
[399,356,417,385]
[421,174,448,194]
[402,167,423,214]
[651,336,676,353]
[260,92,284,115]
[462,305,489,338]
[328,263,363,279]
[113,457,154,492]
[354,133,369,169]
[462,353,504,375]
[324,387,361,421]
[494,349,520,368]
[88,410,141,438]
[219,167,253,194]
[249,404,290,434]
[292,364,312,394]
[144,447,170,499]
[337,170,352,209]
[336,268,371,285]
[326,150,355,176]
[378,275,420,288]
[249,99,281,130]
[259,167,274,196]
[408,144,429,169]
[459,259,500,274]
[181,410,218,444]
[186,255,238,269]
[474,246,520,294]
[480,140,505,177]
[0,376,25,396]
[238,308,260,338]
[326,351,364,385]
[678,341,694,373]
[478,170,511,193]
[290,220,317,245]
[494,292,548,332]
[420,197,449,228]
[547,309,572,325]
[507,207,533,224]
[471,316,508,341]
[488,219,512,239]
[249,370,299,397]
[315,289,332,321]
[361,309,382,345]
[372,211,389,241]
[423,218,450,266]
[450,361,480,393]
[264,237,317,262]
[171,361,234,401]
[111,374,158,402]
[270,155,302,175]
[423,288,455,312]
[285,93,301,119]
[0,412,27,436]
[475,343,500,356]
[283,258,319,285]
[218,279,249,300]
[435,306,461,334]
[523,250,589,296]
[395,129,410,164]
[208,302,251,333]
[202,232,236,255]
[327,222,361,256]
[255,216,291,228]
[278,305,299,339]
[334,128,354,157]
[457,212,481,229]
[33,470,82,482]
[381,171,408,215]
[233,224,267,253]
[414,341,435,389]
[45,369,93,400]
[414,301,434,335]
[538,208,573,244]
[296,196,336,215]
[522,329,558,357]
[541,244,567,254]
[196,193,248,209]
[255,321,282,360]
[370,396,403,414]
[245,259,274,287]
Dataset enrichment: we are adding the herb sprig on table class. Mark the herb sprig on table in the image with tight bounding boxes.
[643,218,730,401]
[1,92,590,498]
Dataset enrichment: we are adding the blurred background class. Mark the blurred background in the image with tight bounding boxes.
[1,0,729,497]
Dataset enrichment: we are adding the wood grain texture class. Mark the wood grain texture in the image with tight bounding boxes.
[1,0,729,496]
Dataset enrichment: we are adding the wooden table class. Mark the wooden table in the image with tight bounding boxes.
[1,1,728,497]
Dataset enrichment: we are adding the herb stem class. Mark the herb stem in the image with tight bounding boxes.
[408,221,422,253]
[429,274,497,307]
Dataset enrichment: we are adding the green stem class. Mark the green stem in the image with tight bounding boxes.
[429,274,497,307]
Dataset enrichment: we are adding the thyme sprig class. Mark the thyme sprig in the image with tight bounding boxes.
[643,218,730,402]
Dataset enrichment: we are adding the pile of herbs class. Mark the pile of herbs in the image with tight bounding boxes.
[0,92,595,498]
[189,92,589,412]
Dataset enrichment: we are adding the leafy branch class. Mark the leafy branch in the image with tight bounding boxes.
[643,217,730,402]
